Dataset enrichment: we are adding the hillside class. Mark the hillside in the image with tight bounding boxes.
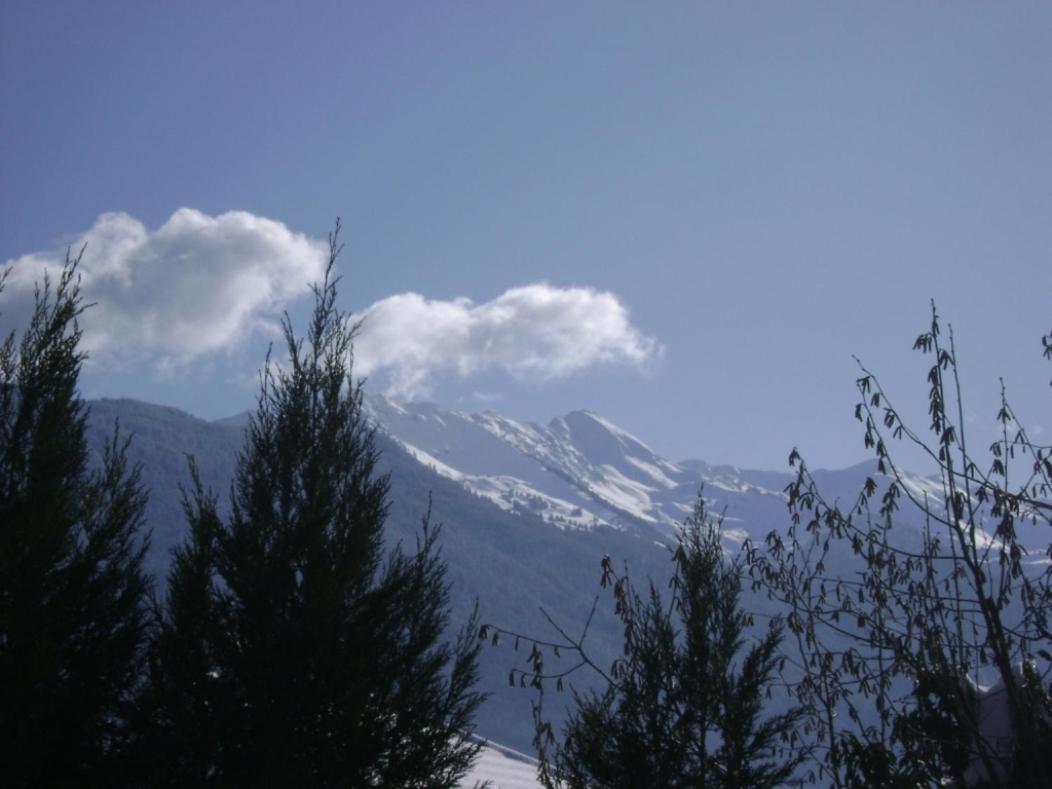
[84,393,1034,773]
[84,397,672,756]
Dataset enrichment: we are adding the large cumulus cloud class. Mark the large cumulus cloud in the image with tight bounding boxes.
[352,284,660,398]
[0,209,327,367]
[2,212,659,393]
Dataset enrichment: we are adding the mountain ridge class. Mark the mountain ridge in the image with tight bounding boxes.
[361,394,897,546]
[76,393,1046,781]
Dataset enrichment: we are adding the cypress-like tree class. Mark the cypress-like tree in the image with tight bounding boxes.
[144,224,484,786]
[0,257,151,786]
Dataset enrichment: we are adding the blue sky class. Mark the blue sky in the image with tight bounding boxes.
[2,1,1049,470]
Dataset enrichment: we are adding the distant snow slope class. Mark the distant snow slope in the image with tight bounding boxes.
[364,395,1049,560]
[459,740,540,789]
[364,394,787,537]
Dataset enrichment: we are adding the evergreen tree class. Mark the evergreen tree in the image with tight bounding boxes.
[496,495,804,788]
[131,461,229,785]
[0,256,151,786]
[143,224,485,786]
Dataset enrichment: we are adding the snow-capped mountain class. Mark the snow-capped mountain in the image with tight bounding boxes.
[459,739,539,789]
[364,394,701,533]
[85,397,675,756]
[364,394,1052,558]
[81,396,1044,776]
[365,395,828,543]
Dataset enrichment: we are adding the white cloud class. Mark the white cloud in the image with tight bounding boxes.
[1,214,659,395]
[352,283,660,398]
[1,209,327,367]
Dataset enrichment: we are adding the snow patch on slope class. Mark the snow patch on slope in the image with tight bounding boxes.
[397,440,466,482]
[459,740,540,789]
[365,394,958,548]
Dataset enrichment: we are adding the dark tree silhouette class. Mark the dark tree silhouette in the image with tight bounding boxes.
[141,223,485,786]
[487,494,804,788]
[0,256,151,786]
[746,306,1052,787]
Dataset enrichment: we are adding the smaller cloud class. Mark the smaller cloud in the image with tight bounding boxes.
[1,209,327,368]
[352,283,660,398]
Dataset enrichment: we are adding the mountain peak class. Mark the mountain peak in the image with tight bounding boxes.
[362,396,930,548]
[365,397,708,533]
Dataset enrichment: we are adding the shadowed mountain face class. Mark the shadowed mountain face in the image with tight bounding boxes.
[83,395,1027,756]
[84,397,673,753]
